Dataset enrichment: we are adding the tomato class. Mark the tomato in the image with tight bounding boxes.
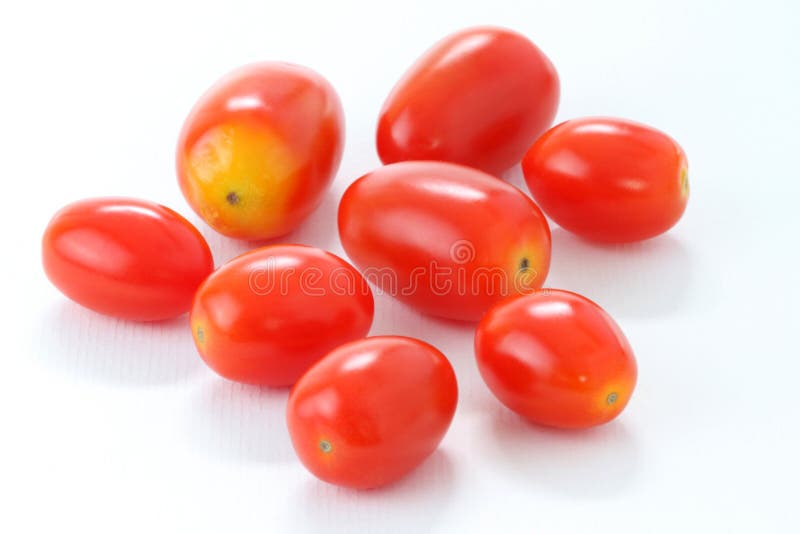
[177,62,344,240]
[190,245,373,386]
[475,289,637,429]
[338,161,551,321]
[287,336,457,489]
[42,197,214,321]
[522,117,689,242]
[377,26,559,176]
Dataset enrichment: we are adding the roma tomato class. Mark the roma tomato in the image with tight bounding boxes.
[177,62,344,240]
[475,290,637,429]
[338,161,551,321]
[190,245,373,386]
[287,336,458,489]
[377,26,559,176]
[42,197,214,321]
[522,117,689,242]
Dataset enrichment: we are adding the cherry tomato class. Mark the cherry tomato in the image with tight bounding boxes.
[287,336,457,489]
[338,161,551,321]
[377,26,559,176]
[42,197,214,321]
[190,245,373,386]
[177,62,344,240]
[475,289,637,428]
[522,117,689,242]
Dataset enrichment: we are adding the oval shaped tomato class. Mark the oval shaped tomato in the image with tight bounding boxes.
[475,289,637,428]
[287,336,457,489]
[338,161,551,321]
[522,117,689,242]
[190,245,373,386]
[42,197,214,321]
[377,26,559,176]
[177,62,344,240]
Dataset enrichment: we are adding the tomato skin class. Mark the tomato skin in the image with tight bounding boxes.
[177,62,344,240]
[522,117,689,242]
[475,290,637,429]
[377,26,559,176]
[41,198,213,321]
[338,161,551,321]
[287,336,458,489]
[190,245,373,387]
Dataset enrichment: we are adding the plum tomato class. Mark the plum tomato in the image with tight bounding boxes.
[286,336,458,489]
[177,62,345,240]
[338,161,551,321]
[522,117,689,242]
[190,245,373,386]
[475,289,637,429]
[377,26,559,176]
[42,197,214,321]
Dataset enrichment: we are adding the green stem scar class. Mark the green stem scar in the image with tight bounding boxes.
[319,440,332,453]
[519,257,530,271]
[226,191,240,206]
[606,392,618,405]
[196,326,205,344]
[680,168,689,197]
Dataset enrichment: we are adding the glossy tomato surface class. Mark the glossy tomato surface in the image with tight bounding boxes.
[338,161,551,321]
[190,245,373,386]
[287,336,458,489]
[42,197,214,321]
[522,117,689,242]
[475,289,637,428]
[377,26,559,176]
[177,62,344,240]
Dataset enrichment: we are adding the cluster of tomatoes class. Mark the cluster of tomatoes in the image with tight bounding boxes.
[42,27,687,490]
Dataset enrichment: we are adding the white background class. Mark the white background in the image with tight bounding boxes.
[2,0,799,532]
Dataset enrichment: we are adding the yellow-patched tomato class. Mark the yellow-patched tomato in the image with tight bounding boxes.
[475,290,637,428]
[287,336,458,489]
[190,245,373,386]
[522,117,689,242]
[42,197,214,321]
[338,161,551,321]
[177,62,345,240]
[377,26,559,176]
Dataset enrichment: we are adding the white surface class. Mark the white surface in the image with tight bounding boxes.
[2,0,799,532]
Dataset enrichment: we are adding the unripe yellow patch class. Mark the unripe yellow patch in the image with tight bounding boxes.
[185,121,299,238]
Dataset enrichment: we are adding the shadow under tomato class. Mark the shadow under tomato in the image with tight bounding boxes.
[35,300,203,387]
[182,377,294,465]
[547,228,693,319]
[287,449,456,534]
[480,404,640,498]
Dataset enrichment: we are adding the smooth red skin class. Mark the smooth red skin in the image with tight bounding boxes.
[287,336,458,489]
[338,161,551,322]
[190,245,374,387]
[41,198,214,321]
[475,290,637,429]
[177,62,345,239]
[522,117,689,243]
[377,26,559,176]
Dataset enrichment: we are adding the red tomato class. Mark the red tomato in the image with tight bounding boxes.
[42,197,214,321]
[338,161,551,321]
[177,62,344,240]
[377,26,559,176]
[287,336,458,489]
[475,289,637,428]
[522,117,689,242]
[190,245,373,386]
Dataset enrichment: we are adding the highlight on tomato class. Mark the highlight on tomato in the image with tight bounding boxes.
[338,161,551,321]
[522,117,689,242]
[177,62,345,240]
[42,197,214,321]
[475,289,637,429]
[287,336,458,489]
[377,26,559,176]
[190,245,373,387]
